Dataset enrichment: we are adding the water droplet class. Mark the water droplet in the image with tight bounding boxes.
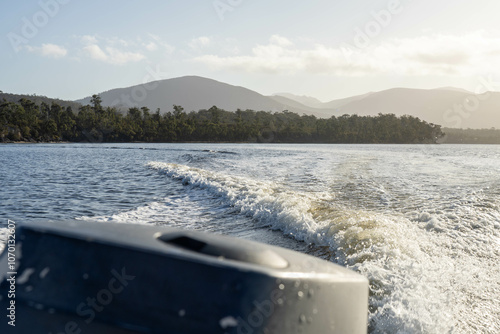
[39,267,50,279]
[219,316,238,329]
[279,283,285,290]
[299,314,307,324]
[297,291,304,299]
[178,309,186,317]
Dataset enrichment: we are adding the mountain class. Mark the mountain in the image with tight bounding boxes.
[274,91,374,110]
[267,95,329,114]
[76,76,331,118]
[434,87,473,94]
[272,93,324,108]
[275,88,499,128]
[321,92,375,110]
[327,88,500,129]
[75,76,500,129]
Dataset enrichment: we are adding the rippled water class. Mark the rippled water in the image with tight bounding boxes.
[1,143,499,333]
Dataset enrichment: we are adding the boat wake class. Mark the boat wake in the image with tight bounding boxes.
[144,162,500,333]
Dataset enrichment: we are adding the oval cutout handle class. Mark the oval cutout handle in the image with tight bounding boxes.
[157,233,289,269]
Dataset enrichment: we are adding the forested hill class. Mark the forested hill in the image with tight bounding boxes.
[1,96,444,144]
[0,92,82,111]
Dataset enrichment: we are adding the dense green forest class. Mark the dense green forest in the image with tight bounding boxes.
[1,95,444,144]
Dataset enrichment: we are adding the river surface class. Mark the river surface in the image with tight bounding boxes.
[1,143,499,333]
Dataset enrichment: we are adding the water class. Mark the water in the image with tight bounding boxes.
[1,143,499,333]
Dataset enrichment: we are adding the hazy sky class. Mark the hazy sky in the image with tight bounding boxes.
[1,0,500,101]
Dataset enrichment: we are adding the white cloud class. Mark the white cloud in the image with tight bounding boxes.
[82,44,145,65]
[144,42,158,51]
[269,35,293,47]
[191,32,500,77]
[41,43,68,58]
[143,34,175,53]
[81,35,98,45]
[108,37,130,47]
[188,36,211,50]
[144,39,174,54]
[148,33,161,41]
[105,47,145,64]
[26,43,68,58]
[82,44,107,61]
[78,35,150,65]
[192,35,367,75]
[25,34,174,64]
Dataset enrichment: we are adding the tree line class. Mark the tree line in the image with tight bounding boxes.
[1,95,444,144]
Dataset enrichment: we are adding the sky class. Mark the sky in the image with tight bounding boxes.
[1,0,500,102]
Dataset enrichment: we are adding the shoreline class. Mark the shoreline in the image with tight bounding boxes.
[1,141,498,145]
[0,141,70,144]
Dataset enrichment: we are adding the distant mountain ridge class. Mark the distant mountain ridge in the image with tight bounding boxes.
[272,93,324,108]
[434,87,473,94]
[73,76,500,129]
[76,76,331,118]
[329,88,500,129]
[0,92,82,111]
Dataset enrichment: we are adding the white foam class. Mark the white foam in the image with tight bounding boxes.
[146,161,500,334]
[147,162,329,243]
[0,227,11,253]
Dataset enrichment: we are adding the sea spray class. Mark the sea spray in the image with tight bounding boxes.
[146,162,463,333]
